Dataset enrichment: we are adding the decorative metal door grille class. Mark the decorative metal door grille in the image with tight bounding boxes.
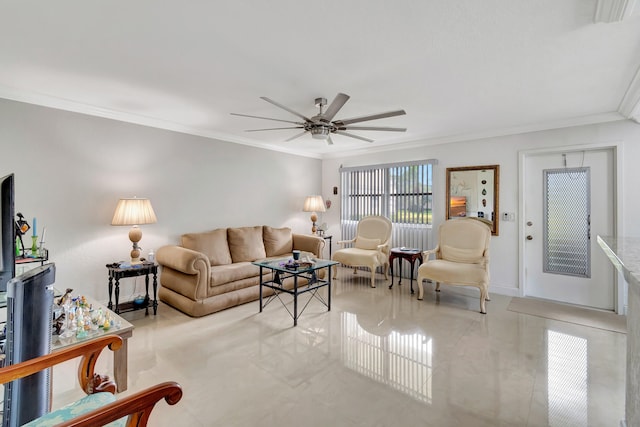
[543,167,590,278]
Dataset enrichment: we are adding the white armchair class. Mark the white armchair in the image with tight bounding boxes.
[416,218,491,313]
[332,215,392,288]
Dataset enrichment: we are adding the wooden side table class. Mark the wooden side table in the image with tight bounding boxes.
[388,248,423,294]
[106,262,158,315]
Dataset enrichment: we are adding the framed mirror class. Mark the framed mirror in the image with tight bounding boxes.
[446,165,500,235]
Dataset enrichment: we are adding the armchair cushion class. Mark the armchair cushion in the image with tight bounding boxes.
[181,228,232,266]
[440,244,484,264]
[354,237,381,250]
[417,259,488,286]
[263,226,294,257]
[24,393,124,427]
[228,226,267,262]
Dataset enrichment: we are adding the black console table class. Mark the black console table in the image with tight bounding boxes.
[106,262,158,315]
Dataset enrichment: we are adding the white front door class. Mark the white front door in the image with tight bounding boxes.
[522,148,615,310]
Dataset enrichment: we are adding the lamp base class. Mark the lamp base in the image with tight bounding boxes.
[310,212,318,235]
[130,248,142,265]
[129,225,143,264]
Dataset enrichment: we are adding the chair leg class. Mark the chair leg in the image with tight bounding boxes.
[382,262,389,280]
[435,282,441,292]
[332,265,338,280]
[479,288,488,314]
[417,275,424,300]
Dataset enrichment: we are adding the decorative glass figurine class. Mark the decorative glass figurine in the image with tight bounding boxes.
[31,236,38,256]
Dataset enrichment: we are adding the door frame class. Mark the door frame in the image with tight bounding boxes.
[518,141,625,314]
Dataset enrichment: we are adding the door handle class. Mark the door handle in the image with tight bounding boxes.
[526,235,533,241]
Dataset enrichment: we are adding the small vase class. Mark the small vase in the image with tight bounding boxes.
[31,236,38,256]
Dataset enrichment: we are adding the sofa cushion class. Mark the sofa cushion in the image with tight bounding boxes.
[355,236,381,250]
[263,226,293,257]
[228,226,267,262]
[181,228,233,266]
[209,262,261,287]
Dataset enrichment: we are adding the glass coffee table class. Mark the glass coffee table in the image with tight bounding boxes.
[252,258,338,326]
[51,296,134,392]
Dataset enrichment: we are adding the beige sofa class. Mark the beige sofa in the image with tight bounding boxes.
[156,225,325,317]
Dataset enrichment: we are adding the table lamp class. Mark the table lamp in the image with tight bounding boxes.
[303,195,326,234]
[111,197,157,264]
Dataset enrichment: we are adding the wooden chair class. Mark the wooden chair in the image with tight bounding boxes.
[417,218,491,313]
[0,335,182,426]
[332,215,392,288]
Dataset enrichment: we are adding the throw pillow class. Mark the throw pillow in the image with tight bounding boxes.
[182,228,233,266]
[263,226,293,257]
[228,226,267,262]
[354,236,381,250]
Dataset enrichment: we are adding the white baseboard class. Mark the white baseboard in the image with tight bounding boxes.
[422,282,519,298]
[489,284,520,297]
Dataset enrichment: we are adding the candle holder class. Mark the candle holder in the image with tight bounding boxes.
[31,235,38,257]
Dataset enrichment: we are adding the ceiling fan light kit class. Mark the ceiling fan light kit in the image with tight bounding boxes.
[311,127,330,140]
[231,93,406,145]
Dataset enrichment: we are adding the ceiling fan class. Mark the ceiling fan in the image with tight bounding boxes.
[231,93,406,145]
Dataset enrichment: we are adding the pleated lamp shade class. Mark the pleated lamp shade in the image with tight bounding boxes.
[111,197,157,264]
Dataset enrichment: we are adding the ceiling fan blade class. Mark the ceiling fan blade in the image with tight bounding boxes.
[327,134,334,145]
[341,126,406,132]
[285,130,309,142]
[260,97,314,122]
[334,109,406,126]
[322,93,350,122]
[245,126,304,132]
[335,130,374,143]
[230,112,303,125]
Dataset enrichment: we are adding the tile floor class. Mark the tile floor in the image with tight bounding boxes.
[52,268,626,426]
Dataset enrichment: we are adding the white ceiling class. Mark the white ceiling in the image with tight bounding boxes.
[1,1,639,159]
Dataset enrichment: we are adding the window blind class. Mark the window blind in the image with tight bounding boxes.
[339,160,436,253]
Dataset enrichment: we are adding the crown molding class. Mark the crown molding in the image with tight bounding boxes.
[0,85,629,161]
[594,0,637,22]
[0,85,323,159]
[322,112,626,160]
[619,64,640,123]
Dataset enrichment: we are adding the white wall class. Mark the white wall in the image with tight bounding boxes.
[322,119,640,296]
[0,99,323,303]
[2,96,638,303]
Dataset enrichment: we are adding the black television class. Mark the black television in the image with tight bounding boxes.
[2,263,55,427]
[0,173,15,293]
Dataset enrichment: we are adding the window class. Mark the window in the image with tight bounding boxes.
[339,160,435,249]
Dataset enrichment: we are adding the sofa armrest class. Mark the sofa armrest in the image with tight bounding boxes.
[156,245,210,275]
[156,245,211,301]
[292,234,325,258]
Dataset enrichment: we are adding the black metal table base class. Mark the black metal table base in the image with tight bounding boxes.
[258,265,333,327]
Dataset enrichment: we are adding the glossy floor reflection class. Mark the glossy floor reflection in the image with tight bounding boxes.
[51,268,626,426]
